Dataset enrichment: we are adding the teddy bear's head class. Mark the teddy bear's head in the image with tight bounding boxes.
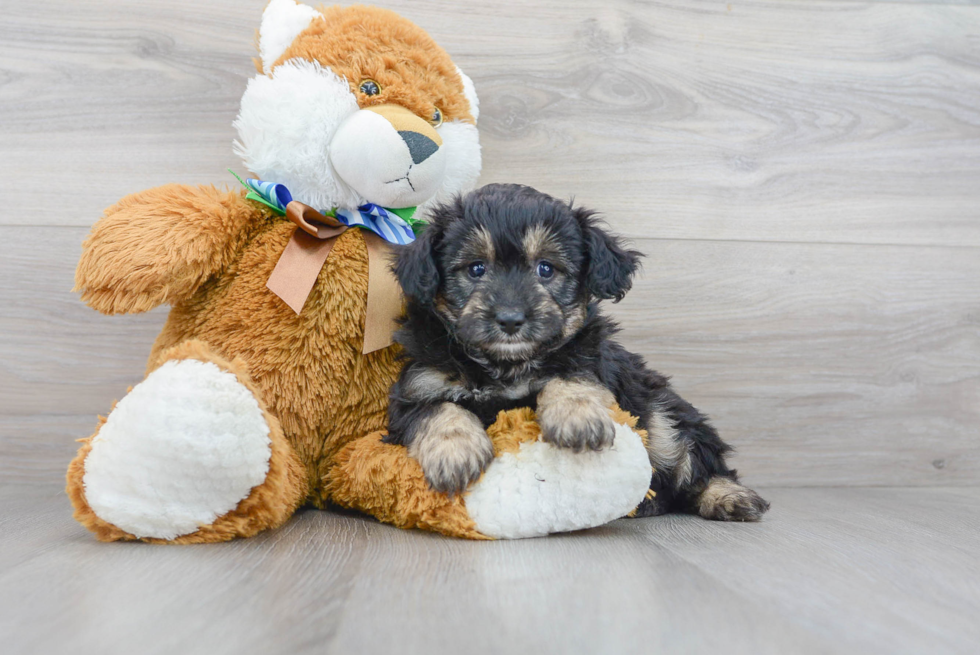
[234,1,481,215]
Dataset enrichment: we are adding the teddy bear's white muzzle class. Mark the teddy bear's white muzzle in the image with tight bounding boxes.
[330,106,447,209]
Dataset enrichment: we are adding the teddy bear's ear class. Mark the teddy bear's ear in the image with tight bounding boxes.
[455,66,479,123]
[259,0,323,75]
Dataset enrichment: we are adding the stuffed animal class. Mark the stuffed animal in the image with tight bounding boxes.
[66,0,652,543]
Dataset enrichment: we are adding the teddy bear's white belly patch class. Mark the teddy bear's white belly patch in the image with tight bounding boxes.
[464,423,652,539]
[82,359,272,540]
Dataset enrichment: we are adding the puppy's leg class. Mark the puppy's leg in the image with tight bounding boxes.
[409,403,494,494]
[387,397,493,495]
[386,365,492,494]
[630,410,684,517]
[537,378,616,452]
[649,394,770,522]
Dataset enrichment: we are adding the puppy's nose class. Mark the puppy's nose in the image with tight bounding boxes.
[495,310,526,335]
[398,131,439,164]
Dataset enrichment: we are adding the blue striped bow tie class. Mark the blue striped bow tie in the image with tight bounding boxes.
[231,171,422,245]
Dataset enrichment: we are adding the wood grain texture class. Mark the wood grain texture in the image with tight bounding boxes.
[1,486,978,655]
[1,0,980,247]
[0,2,978,488]
[3,227,977,487]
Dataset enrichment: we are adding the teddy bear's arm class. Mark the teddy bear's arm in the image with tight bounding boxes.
[74,184,268,314]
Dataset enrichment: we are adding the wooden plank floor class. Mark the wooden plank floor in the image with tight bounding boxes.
[1,485,978,655]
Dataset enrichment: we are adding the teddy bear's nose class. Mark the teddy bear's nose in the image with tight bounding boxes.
[398,131,439,164]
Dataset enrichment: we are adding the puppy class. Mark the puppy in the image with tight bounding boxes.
[385,184,769,521]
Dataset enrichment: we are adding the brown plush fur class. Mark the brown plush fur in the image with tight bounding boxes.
[327,406,648,539]
[325,432,488,540]
[66,340,307,543]
[74,185,268,314]
[71,185,403,539]
[276,5,474,125]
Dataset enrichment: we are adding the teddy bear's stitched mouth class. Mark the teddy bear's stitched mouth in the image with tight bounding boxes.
[383,166,416,192]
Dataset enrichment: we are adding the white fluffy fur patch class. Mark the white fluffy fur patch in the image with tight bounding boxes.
[82,360,272,540]
[234,59,362,211]
[464,422,651,539]
[417,120,482,217]
[259,0,321,74]
[456,66,479,122]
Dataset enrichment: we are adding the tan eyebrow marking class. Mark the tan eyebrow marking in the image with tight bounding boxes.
[522,224,564,265]
[451,225,495,267]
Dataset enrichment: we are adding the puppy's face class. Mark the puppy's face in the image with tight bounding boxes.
[396,184,641,363]
[441,212,582,361]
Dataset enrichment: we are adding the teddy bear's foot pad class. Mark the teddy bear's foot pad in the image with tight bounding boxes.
[82,359,272,540]
[465,422,652,539]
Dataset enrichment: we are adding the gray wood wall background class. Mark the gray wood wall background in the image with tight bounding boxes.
[2,0,978,490]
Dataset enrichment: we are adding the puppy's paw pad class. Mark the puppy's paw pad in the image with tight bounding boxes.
[698,478,770,522]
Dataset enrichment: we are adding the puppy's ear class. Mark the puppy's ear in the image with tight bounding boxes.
[575,208,642,302]
[395,223,442,304]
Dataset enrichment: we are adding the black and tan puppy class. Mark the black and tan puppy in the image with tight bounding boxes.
[385,184,769,521]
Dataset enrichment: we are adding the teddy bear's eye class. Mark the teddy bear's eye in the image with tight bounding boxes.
[359,79,381,96]
[430,107,443,127]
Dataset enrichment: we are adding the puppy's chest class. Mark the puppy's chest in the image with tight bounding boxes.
[457,378,544,427]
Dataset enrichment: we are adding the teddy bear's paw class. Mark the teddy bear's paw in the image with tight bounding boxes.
[81,359,273,540]
[464,422,652,539]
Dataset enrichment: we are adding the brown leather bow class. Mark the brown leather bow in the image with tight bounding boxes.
[266,200,403,354]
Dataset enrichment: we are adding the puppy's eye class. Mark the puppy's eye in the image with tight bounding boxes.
[468,261,486,279]
[537,261,555,279]
[359,79,381,96]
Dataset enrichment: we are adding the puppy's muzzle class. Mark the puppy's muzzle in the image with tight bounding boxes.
[330,103,446,209]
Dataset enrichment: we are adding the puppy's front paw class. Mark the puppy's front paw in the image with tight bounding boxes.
[537,378,616,452]
[409,403,494,495]
[540,404,616,452]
